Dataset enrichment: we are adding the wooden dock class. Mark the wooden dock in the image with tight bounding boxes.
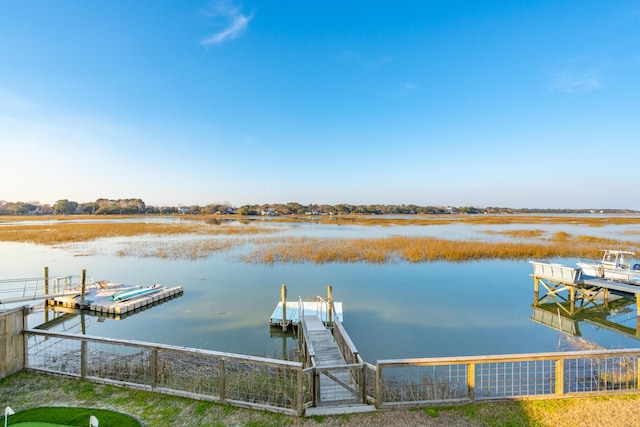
[530,260,640,338]
[530,260,640,308]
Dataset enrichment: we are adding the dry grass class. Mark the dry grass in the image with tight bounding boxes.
[2,215,640,263]
[0,221,275,245]
[481,229,547,238]
[242,234,640,264]
[116,239,241,260]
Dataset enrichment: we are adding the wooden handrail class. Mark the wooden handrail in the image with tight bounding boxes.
[378,347,640,368]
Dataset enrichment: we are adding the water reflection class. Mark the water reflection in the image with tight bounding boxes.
[532,283,640,341]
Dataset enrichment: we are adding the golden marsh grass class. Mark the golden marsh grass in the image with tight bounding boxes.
[2,214,639,262]
[241,234,640,264]
[0,220,275,245]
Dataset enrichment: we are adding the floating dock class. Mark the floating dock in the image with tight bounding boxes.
[269,284,343,329]
[269,300,343,328]
[47,282,183,316]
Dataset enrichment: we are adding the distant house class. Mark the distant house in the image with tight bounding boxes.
[177,207,189,215]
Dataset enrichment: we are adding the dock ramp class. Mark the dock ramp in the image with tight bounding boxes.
[300,315,373,415]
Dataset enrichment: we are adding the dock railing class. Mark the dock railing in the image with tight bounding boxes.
[0,275,84,304]
[332,315,371,404]
[529,261,582,283]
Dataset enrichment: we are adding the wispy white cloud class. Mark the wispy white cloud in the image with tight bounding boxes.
[201,0,253,46]
[549,70,602,94]
[392,82,418,98]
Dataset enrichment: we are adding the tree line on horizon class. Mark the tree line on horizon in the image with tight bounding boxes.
[0,198,636,216]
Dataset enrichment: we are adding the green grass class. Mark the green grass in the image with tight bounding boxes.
[7,407,141,426]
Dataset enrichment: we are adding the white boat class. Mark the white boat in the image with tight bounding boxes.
[577,250,640,284]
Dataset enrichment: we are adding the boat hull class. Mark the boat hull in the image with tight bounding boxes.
[577,262,640,284]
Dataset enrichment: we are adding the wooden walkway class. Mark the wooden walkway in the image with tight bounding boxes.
[302,316,373,415]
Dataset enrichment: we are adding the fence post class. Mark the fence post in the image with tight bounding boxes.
[375,362,382,409]
[219,358,226,402]
[297,367,304,416]
[312,367,318,407]
[22,306,29,372]
[467,362,475,400]
[80,340,88,378]
[555,358,565,395]
[637,355,640,391]
[361,363,367,404]
[151,348,158,388]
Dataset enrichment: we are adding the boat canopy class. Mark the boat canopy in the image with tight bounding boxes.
[601,250,635,269]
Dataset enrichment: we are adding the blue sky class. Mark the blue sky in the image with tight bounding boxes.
[1,1,639,209]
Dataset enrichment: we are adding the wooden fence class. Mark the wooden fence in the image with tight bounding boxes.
[375,349,640,408]
[24,328,308,415]
[3,308,640,415]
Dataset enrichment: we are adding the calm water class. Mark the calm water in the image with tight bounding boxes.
[2,217,640,362]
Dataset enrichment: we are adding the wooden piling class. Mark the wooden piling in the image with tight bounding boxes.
[327,285,333,327]
[281,284,287,331]
[80,269,86,299]
[44,266,49,296]
[44,266,50,324]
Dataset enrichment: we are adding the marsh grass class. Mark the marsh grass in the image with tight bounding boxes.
[116,239,241,260]
[2,215,640,263]
[242,234,640,264]
[481,229,546,238]
[0,221,275,245]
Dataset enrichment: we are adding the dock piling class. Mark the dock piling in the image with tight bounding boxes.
[281,284,287,331]
[44,266,49,296]
[327,285,333,327]
[80,269,86,301]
